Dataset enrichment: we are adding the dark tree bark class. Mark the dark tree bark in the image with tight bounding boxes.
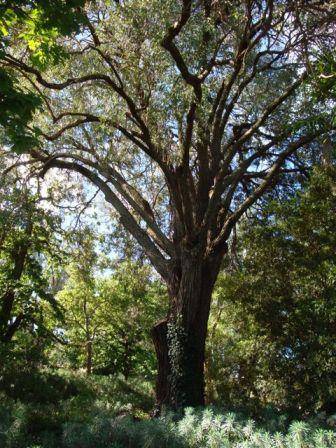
[152,245,225,409]
[0,223,32,342]
[1,314,24,343]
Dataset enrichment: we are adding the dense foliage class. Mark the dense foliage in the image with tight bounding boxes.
[207,166,336,415]
[0,0,85,150]
[0,177,61,343]
[0,373,335,448]
[54,250,166,378]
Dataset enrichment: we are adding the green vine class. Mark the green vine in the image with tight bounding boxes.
[167,314,187,408]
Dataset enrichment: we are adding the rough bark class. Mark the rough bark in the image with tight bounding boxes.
[151,319,169,410]
[152,247,225,410]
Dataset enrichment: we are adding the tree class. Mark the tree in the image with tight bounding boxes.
[207,165,336,415]
[94,261,166,379]
[56,232,166,377]
[0,171,62,342]
[2,1,336,408]
[54,230,98,375]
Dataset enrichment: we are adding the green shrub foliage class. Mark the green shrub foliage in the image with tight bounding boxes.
[207,167,336,415]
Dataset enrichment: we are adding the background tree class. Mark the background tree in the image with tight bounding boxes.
[2,0,336,409]
[54,230,98,375]
[207,165,336,416]
[0,171,62,343]
[55,231,166,377]
[0,159,66,399]
[94,261,166,379]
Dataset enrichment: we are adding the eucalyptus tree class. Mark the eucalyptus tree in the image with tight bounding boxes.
[2,1,336,408]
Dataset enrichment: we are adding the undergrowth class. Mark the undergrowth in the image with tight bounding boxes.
[0,371,335,448]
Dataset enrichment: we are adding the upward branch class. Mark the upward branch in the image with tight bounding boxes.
[2,0,334,272]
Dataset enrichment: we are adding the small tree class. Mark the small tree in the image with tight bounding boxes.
[57,233,165,376]
[0,175,61,343]
[97,261,166,379]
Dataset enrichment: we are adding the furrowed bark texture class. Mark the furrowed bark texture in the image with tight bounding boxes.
[152,247,225,409]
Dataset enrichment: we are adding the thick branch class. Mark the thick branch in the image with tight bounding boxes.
[162,0,202,99]
[36,157,171,280]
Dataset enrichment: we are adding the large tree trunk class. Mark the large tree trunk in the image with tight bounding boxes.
[152,248,224,411]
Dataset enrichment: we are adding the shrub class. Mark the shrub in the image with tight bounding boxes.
[1,373,335,448]
[0,370,80,404]
[61,407,336,448]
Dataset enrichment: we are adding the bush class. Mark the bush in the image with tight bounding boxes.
[61,407,336,448]
[0,370,80,404]
[1,373,335,448]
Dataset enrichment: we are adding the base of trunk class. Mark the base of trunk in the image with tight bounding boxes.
[152,317,206,411]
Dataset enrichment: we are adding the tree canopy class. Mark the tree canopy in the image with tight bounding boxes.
[1,0,336,410]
